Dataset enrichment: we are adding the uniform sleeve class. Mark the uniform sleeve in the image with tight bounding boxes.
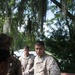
[24,55,35,74]
[47,56,61,75]
[29,66,34,72]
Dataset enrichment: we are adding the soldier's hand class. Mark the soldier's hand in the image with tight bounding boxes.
[24,70,29,75]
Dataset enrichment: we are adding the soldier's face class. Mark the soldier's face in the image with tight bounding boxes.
[35,45,45,57]
[24,48,29,56]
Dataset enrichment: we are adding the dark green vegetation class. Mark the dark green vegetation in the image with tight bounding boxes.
[0,0,75,73]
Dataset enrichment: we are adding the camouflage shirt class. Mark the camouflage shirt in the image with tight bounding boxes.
[34,53,61,75]
[19,54,35,75]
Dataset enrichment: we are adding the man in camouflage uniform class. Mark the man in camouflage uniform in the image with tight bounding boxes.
[34,41,61,75]
[0,33,22,75]
[19,45,35,75]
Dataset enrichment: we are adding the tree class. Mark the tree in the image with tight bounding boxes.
[45,0,75,72]
[0,0,75,72]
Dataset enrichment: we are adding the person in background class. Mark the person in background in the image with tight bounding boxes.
[0,33,22,75]
[19,45,35,75]
[0,49,10,75]
[34,41,61,75]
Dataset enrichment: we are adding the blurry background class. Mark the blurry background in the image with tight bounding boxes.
[0,0,75,73]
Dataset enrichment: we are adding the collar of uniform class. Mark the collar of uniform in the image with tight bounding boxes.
[22,54,30,59]
[36,53,46,64]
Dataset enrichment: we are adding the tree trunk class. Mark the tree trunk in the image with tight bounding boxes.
[51,0,75,21]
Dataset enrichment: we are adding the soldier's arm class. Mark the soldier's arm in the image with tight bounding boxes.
[29,66,34,73]
[47,56,61,75]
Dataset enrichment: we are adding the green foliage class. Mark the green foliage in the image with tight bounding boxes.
[45,0,75,72]
[0,0,75,73]
[45,17,75,73]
